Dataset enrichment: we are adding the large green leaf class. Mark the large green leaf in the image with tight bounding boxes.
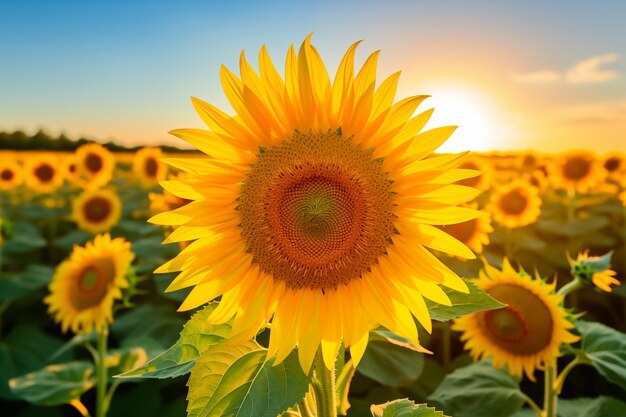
[426,280,505,322]
[557,396,626,417]
[117,302,231,379]
[357,337,424,387]
[54,229,91,251]
[0,264,54,301]
[187,341,311,417]
[110,302,186,348]
[9,361,95,406]
[428,362,525,417]
[575,320,626,390]
[371,399,449,417]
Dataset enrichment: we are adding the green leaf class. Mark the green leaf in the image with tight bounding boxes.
[371,399,449,417]
[428,362,525,417]
[117,219,161,236]
[0,264,54,301]
[9,361,95,406]
[357,336,424,387]
[557,396,626,417]
[575,320,626,390]
[110,302,186,348]
[117,302,230,379]
[426,280,506,322]
[54,229,91,251]
[1,221,46,256]
[107,346,151,381]
[187,341,311,417]
[536,215,609,237]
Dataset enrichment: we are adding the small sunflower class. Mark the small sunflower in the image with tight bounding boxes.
[133,147,168,185]
[550,151,605,194]
[438,205,493,254]
[62,154,80,185]
[24,156,63,193]
[452,258,579,381]
[72,189,122,233]
[569,250,620,293]
[76,143,115,189]
[602,152,624,179]
[0,160,24,190]
[487,179,542,228]
[151,36,481,372]
[45,234,134,334]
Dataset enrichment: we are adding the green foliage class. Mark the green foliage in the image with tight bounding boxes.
[357,335,425,387]
[187,341,310,417]
[428,362,525,417]
[575,320,626,391]
[0,264,54,301]
[557,396,626,417]
[0,221,47,257]
[371,399,449,417]
[426,280,506,322]
[9,361,95,406]
[117,302,230,379]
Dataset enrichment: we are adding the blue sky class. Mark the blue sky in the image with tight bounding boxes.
[1,0,625,152]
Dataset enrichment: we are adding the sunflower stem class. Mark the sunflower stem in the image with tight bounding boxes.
[554,354,590,395]
[313,352,337,417]
[522,392,543,417]
[95,326,109,417]
[557,277,584,299]
[543,364,557,417]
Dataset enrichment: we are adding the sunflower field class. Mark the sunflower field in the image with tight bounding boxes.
[1,38,626,417]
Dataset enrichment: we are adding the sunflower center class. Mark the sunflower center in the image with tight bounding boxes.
[563,156,591,180]
[34,164,54,182]
[604,157,620,172]
[239,130,395,291]
[86,153,103,173]
[438,219,477,245]
[83,197,112,223]
[498,189,527,215]
[69,163,76,173]
[479,284,553,355]
[145,157,158,177]
[1,169,14,181]
[71,259,116,309]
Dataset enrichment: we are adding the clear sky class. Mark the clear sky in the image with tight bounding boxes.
[1,0,625,153]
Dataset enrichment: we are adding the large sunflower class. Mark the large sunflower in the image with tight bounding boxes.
[133,147,168,185]
[75,143,115,189]
[452,259,579,381]
[0,159,24,190]
[72,188,122,233]
[487,179,541,228]
[151,36,481,371]
[45,234,134,334]
[24,156,63,193]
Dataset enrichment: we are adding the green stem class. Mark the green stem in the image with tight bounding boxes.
[554,355,590,395]
[522,392,543,417]
[312,352,337,417]
[557,278,584,298]
[95,326,108,417]
[103,380,120,412]
[543,364,557,417]
[566,190,576,222]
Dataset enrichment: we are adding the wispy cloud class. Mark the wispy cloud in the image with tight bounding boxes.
[555,100,626,125]
[512,53,620,84]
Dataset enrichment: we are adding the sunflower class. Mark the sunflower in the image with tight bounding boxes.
[487,179,541,228]
[62,154,81,185]
[72,188,122,233]
[150,36,481,372]
[75,143,115,189]
[0,160,24,190]
[438,205,493,254]
[569,250,620,293]
[44,234,134,334]
[132,147,168,185]
[452,258,579,381]
[550,151,605,194]
[602,152,624,179]
[24,156,63,193]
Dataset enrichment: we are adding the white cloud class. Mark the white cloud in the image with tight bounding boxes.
[512,53,619,84]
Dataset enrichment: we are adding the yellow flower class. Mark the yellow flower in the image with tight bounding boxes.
[0,159,24,190]
[62,154,81,185]
[550,151,605,194]
[452,259,579,381]
[72,188,122,233]
[602,152,624,179]
[438,205,493,254]
[75,143,115,189]
[24,156,64,193]
[151,36,481,372]
[570,250,619,293]
[133,147,168,185]
[45,234,134,334]
[487,179,542,228]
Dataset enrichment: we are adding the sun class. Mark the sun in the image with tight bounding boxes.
[420,85,500,153]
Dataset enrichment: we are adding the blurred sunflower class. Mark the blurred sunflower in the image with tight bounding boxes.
[0,160,24,190]
[73,188,122,233]
[76,143,115,188]
[151,36,481,371]
[550,151,605,194]
[438,205,493,254]
[569,250,620,293]
[133,147,168,185]
[149,174,191,214]
[24,156,63,193]
[452,258,579,381]
[45,234,134,334]
[602,152,624,179]
[487,179,541,228]
[62,154,80,185]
